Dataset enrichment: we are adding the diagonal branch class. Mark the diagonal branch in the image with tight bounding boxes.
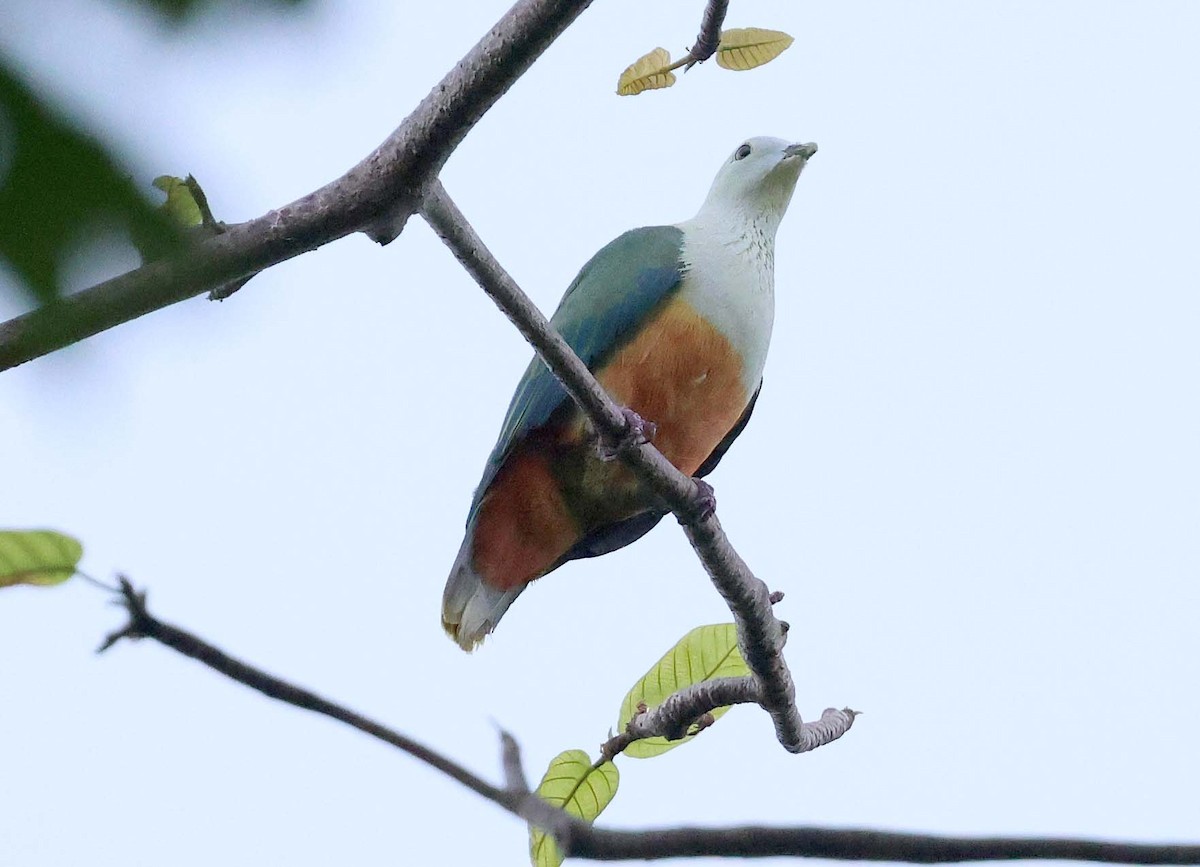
[98,577,512,806]
[0,0,595,373]
[99,577,1200,865]
[420,180,851,754]
[98,576,585,845]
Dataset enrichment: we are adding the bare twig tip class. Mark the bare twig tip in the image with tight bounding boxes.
[96,627,134,654]
[498,728,530,794]
[97,576,154,653]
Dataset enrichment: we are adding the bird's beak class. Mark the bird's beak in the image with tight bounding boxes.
[783,142,818,160]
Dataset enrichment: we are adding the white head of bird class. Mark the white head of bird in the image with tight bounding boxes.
[693,136,817,235]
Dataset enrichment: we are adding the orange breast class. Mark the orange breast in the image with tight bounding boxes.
[596,295,749,476]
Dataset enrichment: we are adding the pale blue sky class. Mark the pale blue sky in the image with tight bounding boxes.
[2,2,1198,865]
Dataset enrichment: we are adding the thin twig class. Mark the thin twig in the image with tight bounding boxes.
[598,673,855,762]
[74,569,120,593]
[420,179,849,754]
[97,578,512,806]
[499,729,531,794]
[0,0,595,372]
[685,0,729,68]
[96,578,582,848]
[599,676,757,761]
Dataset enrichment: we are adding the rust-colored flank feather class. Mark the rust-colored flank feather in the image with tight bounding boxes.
[471,448,577,592]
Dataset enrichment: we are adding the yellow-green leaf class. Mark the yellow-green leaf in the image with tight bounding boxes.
[0,530,83,588]
[715,27,794,71]
[529,751,619,867]
[153,175,205,228]
[616,47,677,96]
[616,623,750,758]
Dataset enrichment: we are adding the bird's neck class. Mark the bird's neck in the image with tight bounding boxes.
[675,207,777,396]
[679,202,779,274]
[686,199,784,251]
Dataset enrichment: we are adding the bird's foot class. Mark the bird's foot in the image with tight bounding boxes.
[678,478,717,524]
[597,407,657,462]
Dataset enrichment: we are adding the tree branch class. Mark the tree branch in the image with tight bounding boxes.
[420,180,849,754]
[97,577,512,807]
[0,0,595,372]
[96,576,593,845]
[598,676,752,761]
[598,676,856,762]
[99,577,1200,865]
[685,0,729,68]
[572,826,1200,863]
[629,676,757,741]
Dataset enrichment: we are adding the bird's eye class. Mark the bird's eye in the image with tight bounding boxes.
[734,143,752,161]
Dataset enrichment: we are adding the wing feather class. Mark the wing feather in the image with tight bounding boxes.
[467,226,686,523]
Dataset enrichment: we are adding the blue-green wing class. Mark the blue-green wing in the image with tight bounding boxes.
[468,225,685,519]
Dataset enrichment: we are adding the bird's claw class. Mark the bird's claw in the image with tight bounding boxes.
[677,478,717,524]
[597,407,657,462]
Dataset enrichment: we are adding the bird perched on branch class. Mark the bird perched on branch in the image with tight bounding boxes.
[443,136,816,650]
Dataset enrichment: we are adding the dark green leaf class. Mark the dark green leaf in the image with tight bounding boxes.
[123,0,308,23]
[0,60,181,304]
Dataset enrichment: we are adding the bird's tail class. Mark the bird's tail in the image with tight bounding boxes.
[441,533,523,652]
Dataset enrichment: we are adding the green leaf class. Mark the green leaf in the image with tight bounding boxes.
[148,174,250,300]
[121,0,308,24]
[529,751,619,867]
[142,174,224,266]
[715,27,795,71]
[0,61,182,305]
[616,623,750,758]
[153,175,206,229]
[616,47,677,96]
[0,530,83,588]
